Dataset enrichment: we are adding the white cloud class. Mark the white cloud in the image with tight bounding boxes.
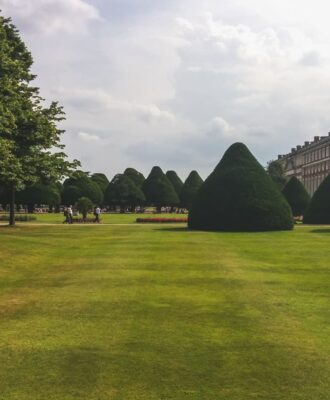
[78,132,100,142]
[0,0,100,34]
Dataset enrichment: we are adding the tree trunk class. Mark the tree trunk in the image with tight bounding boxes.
[9,185,16,227]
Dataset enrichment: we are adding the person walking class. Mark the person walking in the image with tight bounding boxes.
[67,206,73,224]
[94,206,101,223]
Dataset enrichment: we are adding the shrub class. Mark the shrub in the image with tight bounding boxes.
[282,177,310,217]
[180,171,203,210]
[76,197,94,220]
[189,143,293,232]
[165,171,183,197]
[304,175,330,224]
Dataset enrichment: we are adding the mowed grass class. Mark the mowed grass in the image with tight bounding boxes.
[0,224,329,400]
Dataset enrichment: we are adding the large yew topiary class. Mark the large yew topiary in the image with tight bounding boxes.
[282,177,310,217]
[166,170,183,197]
[304,175,330,224]
[189,143,293,231]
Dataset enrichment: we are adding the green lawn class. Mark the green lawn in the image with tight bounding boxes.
[0,223,329,399]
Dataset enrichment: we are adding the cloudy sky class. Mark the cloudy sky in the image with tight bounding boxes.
[1,0,330,180]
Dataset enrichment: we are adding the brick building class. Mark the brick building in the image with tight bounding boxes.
[278,133,330,195]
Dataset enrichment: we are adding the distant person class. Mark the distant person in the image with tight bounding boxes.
[63,207,69,224]
[94,206,101,223]
[67,206,73,224]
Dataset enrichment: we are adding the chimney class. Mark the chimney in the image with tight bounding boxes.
[291,148,296,153]
[314,136,320,142]
[296,145,302,150]
[328,132,330,136]
[304,141,309,146]
[278,155,282,159]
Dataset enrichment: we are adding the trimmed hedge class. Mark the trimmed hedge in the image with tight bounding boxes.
[304,175,330,224]
[188,143,293,232]
[282,177,310,217]
[0,215,37,222]
[136,217,187,223]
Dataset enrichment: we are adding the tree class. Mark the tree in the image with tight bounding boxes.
[91,173,109,193]
[105,174,145,212]
[76,197,94,221]
[282,177,310,217]
[180,170,203,210]
[142,166,179,211]
[189,143,293,231]
[123,168,145,188]
[0,14,79,225]
[62,171,103,205]
[166,170,183,197]
[267,160,288,190]
[17,182,61,213]
[304,175,330,224]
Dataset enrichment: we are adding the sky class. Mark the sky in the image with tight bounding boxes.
[1,0,330,180]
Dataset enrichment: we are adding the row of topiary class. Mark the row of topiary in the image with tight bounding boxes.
[188,143,330,232]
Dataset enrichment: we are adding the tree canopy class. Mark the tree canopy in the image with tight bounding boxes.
[142,166,179,208]
[123,168,145,188]
[180,170,203,210]
[165,170,183,197]
[62,172,103,205]
[91,173,109,193]
[105,174,145,211]
[17,182,61,213]
[282,177,310,217]
[0,14,79,224]
[266,160,288,190]
[304,175,330,224]
[189,143,293,231]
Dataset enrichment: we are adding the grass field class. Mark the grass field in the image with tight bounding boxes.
[0,223,329,399]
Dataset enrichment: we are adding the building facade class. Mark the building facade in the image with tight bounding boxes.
[278,133,330,195]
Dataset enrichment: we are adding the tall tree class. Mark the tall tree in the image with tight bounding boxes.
[105,174,145,212]
[166,170,183,197]
[266,160,288,190]
[91,173,109,193]
[0,14,79,225]
[123,168,145,188]
[282,177,310,217]
[62,171,103,205]
[17,182,61,213]
[180,171,203,210]
[142,166,179,211]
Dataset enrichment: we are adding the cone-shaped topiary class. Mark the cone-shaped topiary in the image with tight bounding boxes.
[142,166,180,208]
[124,168,145,188]
[180,170,204,210]
[304,175,330,224]
[166,170,183,197]
[189,143,293,231]
[282,177,310,217]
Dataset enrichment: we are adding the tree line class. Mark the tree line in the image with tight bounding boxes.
[0,167,204,213]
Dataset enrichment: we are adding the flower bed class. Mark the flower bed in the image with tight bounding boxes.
[136,217,188,223]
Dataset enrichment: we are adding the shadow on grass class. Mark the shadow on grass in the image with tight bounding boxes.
[310,228,330,234]
[154,226,189,232]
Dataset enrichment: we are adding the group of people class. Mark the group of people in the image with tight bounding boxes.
[63,206,101,224]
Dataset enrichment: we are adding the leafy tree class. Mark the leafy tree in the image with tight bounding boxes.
[267,160,288,190]
[0,14,79,225]
[142,166,179,210]
[282,177,310,217]
[105,174,145,212]
[189,143,293,231]
[91,173,109,193]
[180,170,203,210]
[166,170,183,197]
[76,197,94,220]
[123,168,145,188]
[62,171,103,205]
[304,175,330,224]
[17,182,61,213]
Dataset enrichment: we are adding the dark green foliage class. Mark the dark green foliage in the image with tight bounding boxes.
[105,174,145,211]
[142,166,180,208]
[180,171,203,210]
[17,182,61,213]
[124,168,145,188]
[282,177,310,217]
[189,143,293,232]
[62,172,103,205]
[76,197,94,219]
[91,173,109,193]
[166,171,183,197]
[267,160,288,190]
[304,175,330,224]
